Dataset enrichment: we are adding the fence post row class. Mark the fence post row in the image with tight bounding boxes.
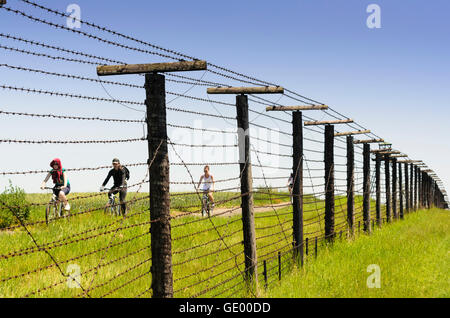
[363,144,371,233]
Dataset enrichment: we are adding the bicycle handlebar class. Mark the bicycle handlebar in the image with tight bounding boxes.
[43,186,62,190]
[100,186,126,192]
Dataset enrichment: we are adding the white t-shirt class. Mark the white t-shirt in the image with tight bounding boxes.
[202,174,213,191]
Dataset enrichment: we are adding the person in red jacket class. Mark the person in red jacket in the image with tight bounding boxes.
[40,158,71,211]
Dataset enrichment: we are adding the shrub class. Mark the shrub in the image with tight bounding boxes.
[0,181,30,229]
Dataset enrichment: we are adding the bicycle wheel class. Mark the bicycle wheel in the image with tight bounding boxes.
[201,199,206,217]
[57,202,63,218]
[114,200,121,216]
[45,203,57,225]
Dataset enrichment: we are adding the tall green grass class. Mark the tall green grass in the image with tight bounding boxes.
[0,189,378,298]
[262,208,449,298]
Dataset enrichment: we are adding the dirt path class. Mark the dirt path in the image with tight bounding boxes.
[171,201,291,218]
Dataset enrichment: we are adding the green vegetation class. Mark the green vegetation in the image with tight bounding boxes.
[1,186,421,298]
[0,181,30,229]
[0,189,296,298]
[262,208,449,298]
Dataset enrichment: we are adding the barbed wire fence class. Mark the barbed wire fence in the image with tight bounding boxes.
[0,0,448,298]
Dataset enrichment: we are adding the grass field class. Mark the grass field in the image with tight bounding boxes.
[261,208,450,298]
[0,188,383,298]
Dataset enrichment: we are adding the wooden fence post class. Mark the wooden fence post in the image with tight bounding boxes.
[417,167,423,209]
[347,135,355,234]
[263,260,268,289]
[314,237,318,258]
[405,163,410,213]
[292,111,303,266]
[384,154,391,223]
[410,164,414,211]
[363,144,371,233]
[419,169,423,209]
[375,153,381,226]
[98,60,207,298]
[236,94,258,285]
[145,73,173,298]
[425,171,429,209]
[428,174,432,209]
[414,166,418,211]
[278,251,282,281]
[392,158,397,219]
[324,125,335,242]
[399,161,404,219]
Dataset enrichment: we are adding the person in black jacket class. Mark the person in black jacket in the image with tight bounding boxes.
[100,158,128,215]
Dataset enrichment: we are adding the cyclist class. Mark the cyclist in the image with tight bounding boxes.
[40,158,71,211]
[197,165,215,211]
[100,158,128,215]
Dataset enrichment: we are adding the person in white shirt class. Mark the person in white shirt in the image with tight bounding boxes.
[197,165,215,209]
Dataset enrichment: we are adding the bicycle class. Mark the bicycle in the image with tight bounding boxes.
[101,187,125,216]
[201,192,213,217]
[43,186,68,225]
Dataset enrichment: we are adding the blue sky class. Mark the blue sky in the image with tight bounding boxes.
[0,0,449,201]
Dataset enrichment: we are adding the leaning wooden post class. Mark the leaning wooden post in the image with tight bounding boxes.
[346,135,355,234]
[375,154,381,226]
[324,125,335,241]
[405,163,410,213]
[236,94,258,284]
[384,154,391,223]
[399,161,404,219]
[97,60,207,298]
[292,111,304,266]
[363,144,371,233]
[392,158,397,220]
